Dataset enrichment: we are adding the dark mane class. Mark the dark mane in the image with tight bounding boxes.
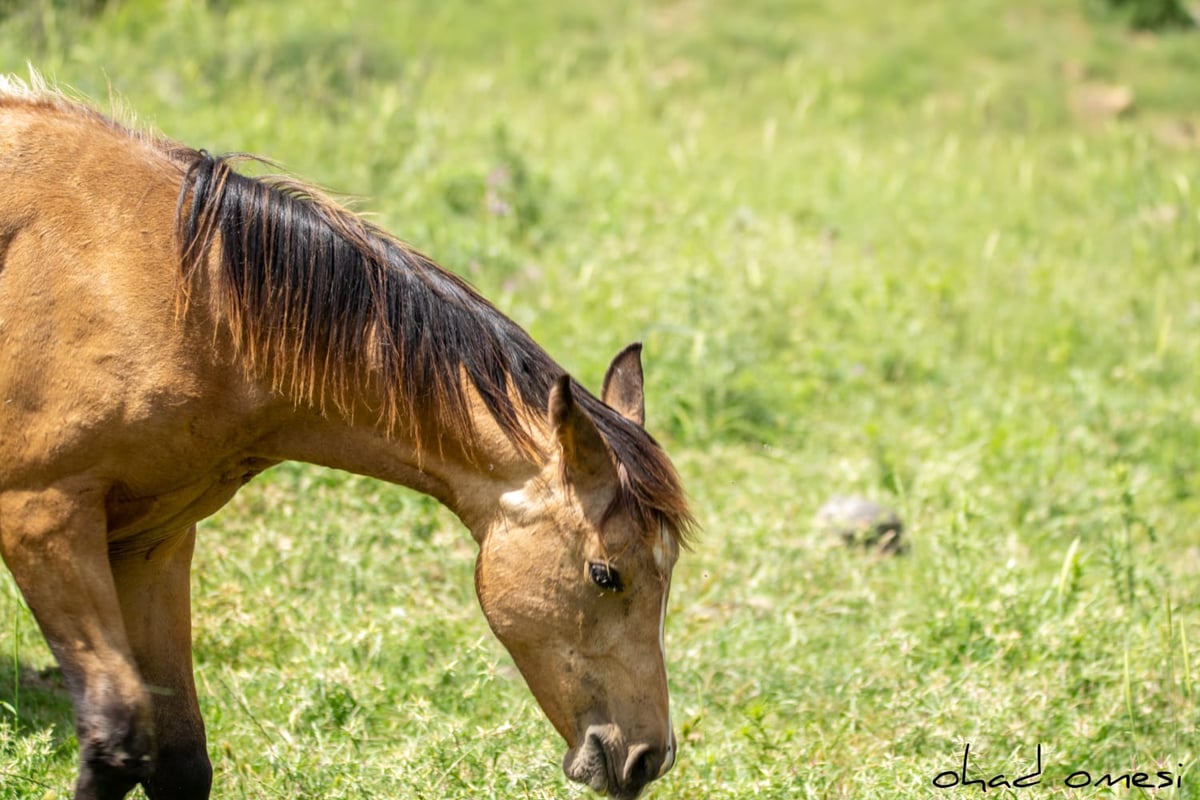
[176,153,694,547]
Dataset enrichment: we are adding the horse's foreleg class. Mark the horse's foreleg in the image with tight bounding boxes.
[111,525,212,800]
[0,486,153,800]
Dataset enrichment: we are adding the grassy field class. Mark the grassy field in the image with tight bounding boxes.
[3,0,1200,797]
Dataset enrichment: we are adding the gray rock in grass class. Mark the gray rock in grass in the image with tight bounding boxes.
[815,495,906,555]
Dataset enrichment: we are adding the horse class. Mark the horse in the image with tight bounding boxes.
[0,73,694,800]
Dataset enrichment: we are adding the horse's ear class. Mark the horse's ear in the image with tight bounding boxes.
[601,342,645,426]
[549,374,617,482]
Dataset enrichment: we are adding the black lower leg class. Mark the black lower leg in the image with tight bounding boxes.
[142,745,213,800]
[72,698,155,800]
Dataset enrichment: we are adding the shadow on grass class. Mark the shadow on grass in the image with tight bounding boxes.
[0,661,75,737]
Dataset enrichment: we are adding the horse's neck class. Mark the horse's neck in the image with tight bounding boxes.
[254,391,544,536]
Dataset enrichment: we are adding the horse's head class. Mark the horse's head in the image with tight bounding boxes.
[474,346,685,800]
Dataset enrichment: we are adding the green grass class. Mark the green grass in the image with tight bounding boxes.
[3,0,1200,797]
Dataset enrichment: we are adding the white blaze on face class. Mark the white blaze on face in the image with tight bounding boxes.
[651,522,673,574]
[657,584,675,776]
[655,523,676,777]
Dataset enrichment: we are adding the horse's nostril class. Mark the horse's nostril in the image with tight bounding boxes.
[623,743,662,789]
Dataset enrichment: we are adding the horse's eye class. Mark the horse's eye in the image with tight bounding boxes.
[589,562,624,592]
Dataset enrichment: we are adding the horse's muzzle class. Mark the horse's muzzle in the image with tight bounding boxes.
[562,725,675,800]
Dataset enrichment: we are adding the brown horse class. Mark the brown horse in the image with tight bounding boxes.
[0,74,693,800]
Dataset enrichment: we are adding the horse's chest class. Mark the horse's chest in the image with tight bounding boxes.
[104,456,277,556]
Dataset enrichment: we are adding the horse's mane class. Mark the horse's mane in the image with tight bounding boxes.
[175,153,694,548]
[177,153,555,449]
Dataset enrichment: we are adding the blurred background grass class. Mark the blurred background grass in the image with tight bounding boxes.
[2,0,1200,797]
